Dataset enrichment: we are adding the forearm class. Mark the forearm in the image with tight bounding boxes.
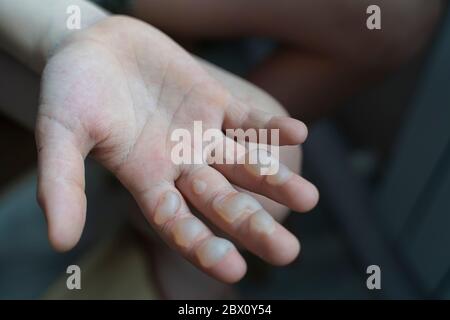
[0,0,107,72]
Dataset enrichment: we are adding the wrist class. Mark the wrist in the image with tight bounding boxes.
[38,1,109,72]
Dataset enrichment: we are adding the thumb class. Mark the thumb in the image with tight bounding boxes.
[35,113,89,252]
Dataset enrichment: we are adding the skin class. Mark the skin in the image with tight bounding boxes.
[131,52,307,298]
[35,15,318,283]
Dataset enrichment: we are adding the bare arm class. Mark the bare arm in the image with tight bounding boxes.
[128,0,444,122]
[0,0,107,72]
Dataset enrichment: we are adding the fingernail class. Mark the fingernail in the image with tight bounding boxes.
[196,237,233,268]
[172,217,205,248]
[154,191,181,226]
[250,210,275,235]
[213,193,262,223]
[266,163,292,185]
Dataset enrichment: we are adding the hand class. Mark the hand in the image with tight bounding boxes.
[36,16,319,283]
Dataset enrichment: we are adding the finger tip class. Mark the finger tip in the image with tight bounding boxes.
[292,119,308,143]
[208,249,247,284]
[39,184,86,252]
[48,226,79,252]
[288,178,320,213]
[297,120,309,143]
[272,116,308,145]
[265,228,301,266]
[300,184,320,212]
[45,202,85,253]
[47,209,84,252]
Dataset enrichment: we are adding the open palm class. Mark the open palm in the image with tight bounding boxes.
[36,16,318,283]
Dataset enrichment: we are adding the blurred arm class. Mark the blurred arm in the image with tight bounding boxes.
[129,0,444,122]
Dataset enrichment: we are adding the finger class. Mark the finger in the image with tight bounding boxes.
[214,147,319,213]
[176,164,301,266]
[121,172,247,283]
[36,114,89,252]
[223,98,308,145]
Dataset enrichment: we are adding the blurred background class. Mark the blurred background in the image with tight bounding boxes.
[1,1,449,299]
